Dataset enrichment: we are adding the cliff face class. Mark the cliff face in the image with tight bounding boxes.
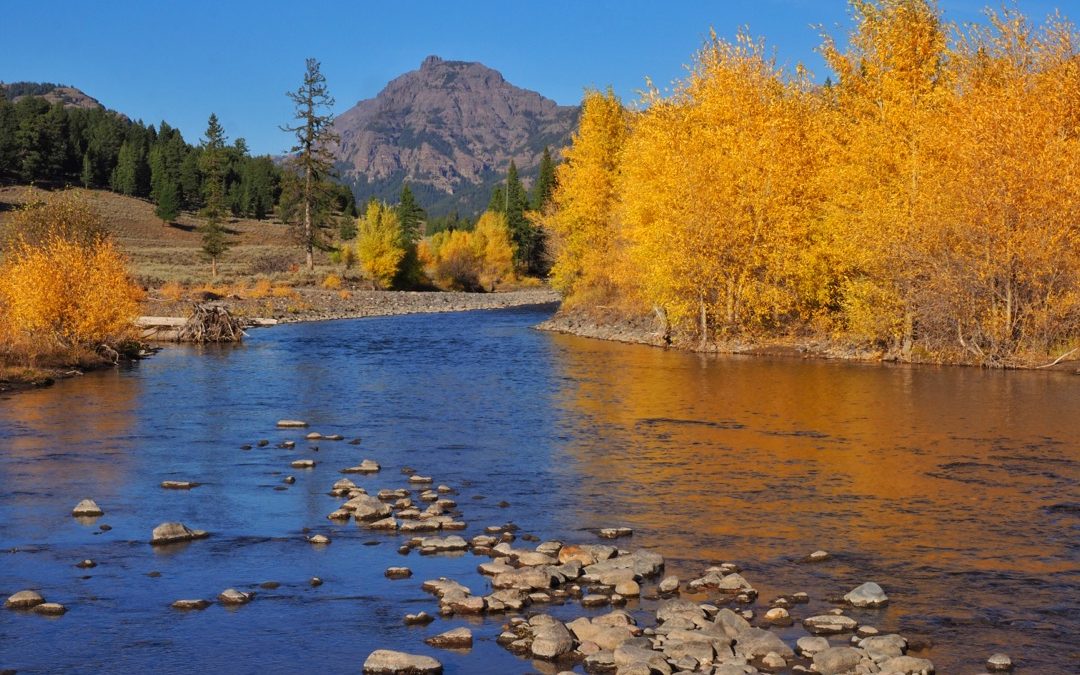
[332,56,578,216]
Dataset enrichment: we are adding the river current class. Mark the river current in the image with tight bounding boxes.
[1,305,1077,673]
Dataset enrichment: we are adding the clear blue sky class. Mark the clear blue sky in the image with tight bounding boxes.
[1,0,1065,155]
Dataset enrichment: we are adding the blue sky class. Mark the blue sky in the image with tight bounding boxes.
[2,0,1066,155]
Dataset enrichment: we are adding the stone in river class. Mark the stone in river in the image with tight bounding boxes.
[5,590,44,609]
[217,588,252,605]
[879,655,937,674]
[805,550,831,562]
[257,439,269,447]
[308,534,331,545]
[341,459,381,474]
[531,621,574,659]
[844,581,889,608]
[813,647,864,675]
[276,419,308,428]
[797,636,830,657]
[384,567,412,579]
[615,580,640,597]
[160,481,200,489]
[33,602,67,616]
[409,475,433,483]
[803,614,858,634]
[76,559,96,569]
[172,599,212,610]
[986,653,1013,671]
[362,650,442,674]
[290,459,315,469]
[309,577,323,587]
[305,432,322,440]
[761,651,787,669]
[659,576,680,594]
[150,522,209,545]
[425,627,472,649]
[404,611,435,625]
[72,499,103,517]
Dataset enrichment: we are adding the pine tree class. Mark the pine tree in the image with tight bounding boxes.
[155,180,179,225]
[282,58,339,270]
[396,184,426,242]
[503,160,538,271]
[531,146,557,210]
[80,152,94,187]
[198,113,229,277]
[110,139,140,195]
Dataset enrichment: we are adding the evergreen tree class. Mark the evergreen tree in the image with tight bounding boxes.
[110,139,140,195]
[80,152,94,187]
[155,180,180,225]
[396,183,426,241]
[531,146,557,210]
[198,113,229,277]
[179,149,201,209]
[282,58,339,270]
[502,160,540,271]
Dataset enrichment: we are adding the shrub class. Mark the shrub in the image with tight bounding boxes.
[161,281,185,302]
[322,274,342,290]
[0,192,143,364]
[248,278,273,298]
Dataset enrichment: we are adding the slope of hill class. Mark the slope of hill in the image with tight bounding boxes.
[0,82,103,109]
[332,55,579,217]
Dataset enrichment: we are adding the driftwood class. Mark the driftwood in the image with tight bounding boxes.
[176,303,245,343]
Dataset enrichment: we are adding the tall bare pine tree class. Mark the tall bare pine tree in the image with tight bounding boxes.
[282,58,339,270]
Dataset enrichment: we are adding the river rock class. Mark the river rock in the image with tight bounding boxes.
[76,559,96,569]
[420,535,468,552]
[761,651,787,669]
[559,544,615,566]
[531,621,574,659]
[217,588,252,605]
[347,495,392,521]
[797,636,830,656]
[804,614,858,634]
[5,590,44,609]
[33,602,67,616]
[859,634,907,659]
[733,627,794,659]
[308,534,331,545]
[385,566,412,579]
[517,551,557,566]
[425,627,472,649]
[880,655,936,673]
[341,459,381,474]
[72,499,103,517]
[276,419,308,428]
[172,599,212,610]
[150,522,209,545]
[160,481,200,489]
[615,580,640,596]
[986,653,1013,671]
[844,581,889,607]
[659,575,679,593]
[714,607,751,638]
[492,566,555,591]
[422,578,470,598]
[362,650,442,674]
[764,606,792,625]
[305,431,322,440]
[404,611,434,625]
[813,647,864,675]
[806,549,831,562]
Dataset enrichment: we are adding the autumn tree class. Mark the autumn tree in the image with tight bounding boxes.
[356,200,405,289]
[283,58,339,270]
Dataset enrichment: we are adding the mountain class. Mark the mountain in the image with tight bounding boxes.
[0,82,103,110]
[331,55,579,218]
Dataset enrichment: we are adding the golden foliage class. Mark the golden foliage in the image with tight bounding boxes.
[248,278,273,298]
[547,1,1080,365]
[422,211,517,291]
[355,201,405,289]
[321,273,342,290]
[161,281,185,302]
[0,192,142,363]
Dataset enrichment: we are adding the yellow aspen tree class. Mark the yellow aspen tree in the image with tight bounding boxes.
[543,89,628,305]
[355,201,405,289]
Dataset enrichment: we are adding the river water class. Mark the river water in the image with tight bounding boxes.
[0,306,1077,674]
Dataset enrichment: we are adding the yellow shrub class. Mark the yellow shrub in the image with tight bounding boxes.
[337,289,351,300]
[161,281,185,302]
[322,274,342,290]
[272,284,298,299]
[248,278,273,298]
[0,229,142,355]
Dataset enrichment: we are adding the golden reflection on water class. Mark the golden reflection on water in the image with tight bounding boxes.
[551,334,1079,577]
[0,369,138,495]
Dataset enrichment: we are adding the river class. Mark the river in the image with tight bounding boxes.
[1,305,1077,674]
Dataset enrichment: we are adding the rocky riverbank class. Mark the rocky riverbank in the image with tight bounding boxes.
[537,307,1080,371]
[142,287,561,326]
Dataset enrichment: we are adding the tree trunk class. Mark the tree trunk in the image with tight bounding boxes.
[699,293,708,349]
[304,166,314,271]
[211,256,217,279]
